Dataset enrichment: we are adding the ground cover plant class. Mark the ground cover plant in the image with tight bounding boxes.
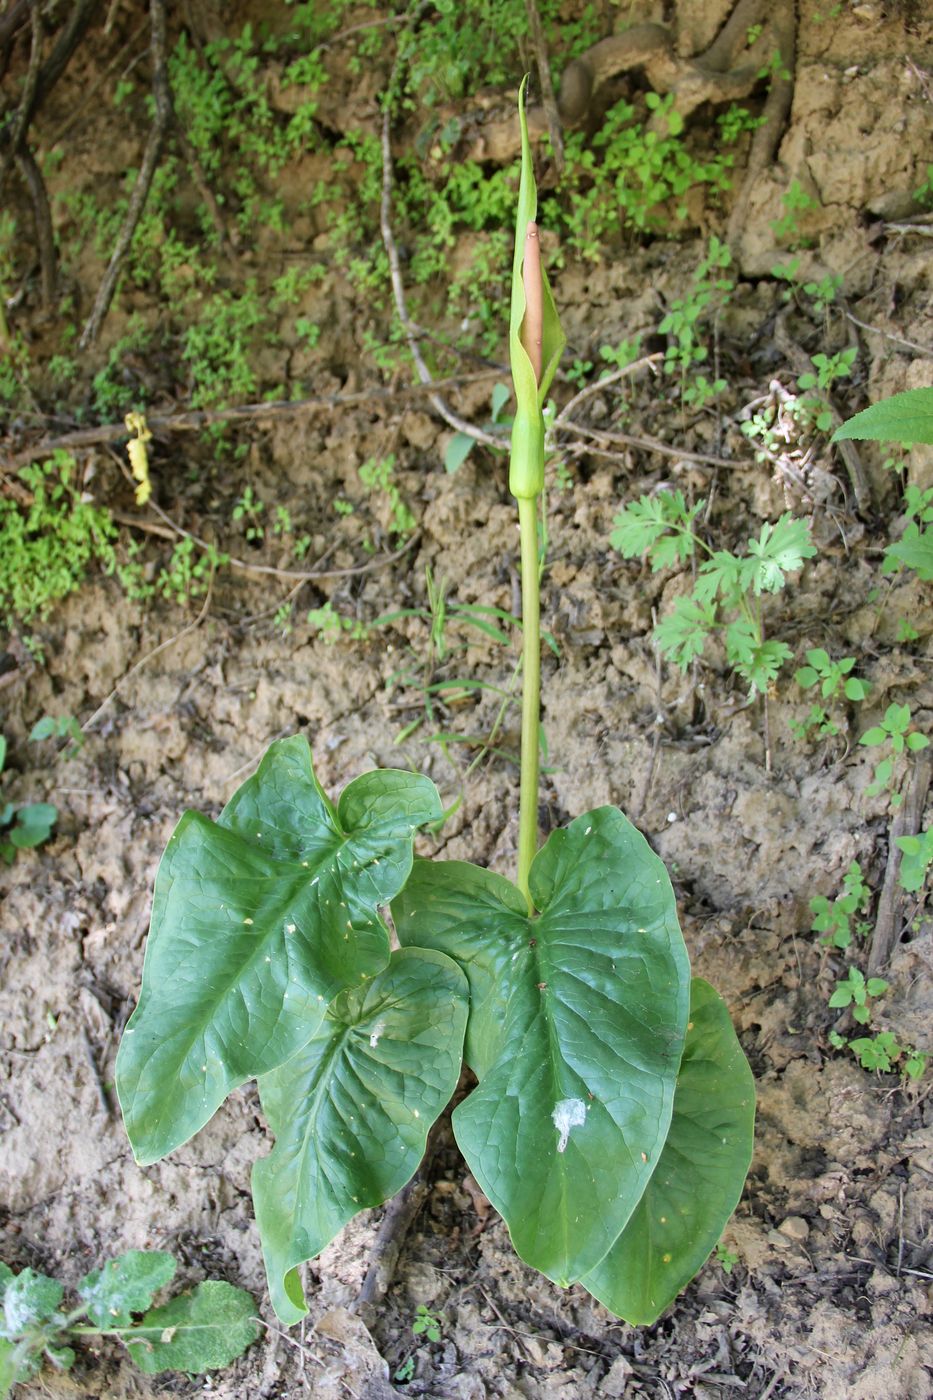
[115,84,755,1331]
[0,1251,257,1394]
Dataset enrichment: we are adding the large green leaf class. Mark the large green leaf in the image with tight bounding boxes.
[116,737,442,1164]
[831,387,933,446]
[253,947,468,1324]
[581,978,755,1324]
[392,807,690,1285]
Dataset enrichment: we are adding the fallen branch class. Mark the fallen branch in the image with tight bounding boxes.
[524,0,563,174]
[79,0,172,349]
[0,369,506,469]
[869,753,932,975]
[380,109,502,451]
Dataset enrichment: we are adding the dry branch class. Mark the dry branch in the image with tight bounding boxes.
[79,0,171,348]
[869,754,932,975]
[379,110,502,452]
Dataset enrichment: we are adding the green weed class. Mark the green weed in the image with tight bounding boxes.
[611,490,815,696]
[859,703,930,807]
[810,861,871,950]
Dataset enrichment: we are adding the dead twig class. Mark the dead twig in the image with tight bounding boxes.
[1,369,506,469]
[14,143,55,308]
[380,108,502,452]
[524,0,564,174]
[868,753,932,974]
[0,0,42,195]
[79,0,172,349]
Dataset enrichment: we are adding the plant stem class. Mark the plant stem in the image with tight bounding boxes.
[517,494,541,912]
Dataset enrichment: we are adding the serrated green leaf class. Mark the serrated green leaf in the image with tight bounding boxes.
[694,550,747,606]
[253,947,467,1323]
[393,808,690,1285]
[78,1251,176,1329]
[831,387,933,446]
[2,1269,63,1334]
[116,736,443,1164]
[124,1281,258,1374]
[581,979,754,1325]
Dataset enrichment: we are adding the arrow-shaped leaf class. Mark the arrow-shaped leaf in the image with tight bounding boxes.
[581,978,755,1324]
[393,807,690,1285]
[253,947,468,1323]
[117,737,442,1164]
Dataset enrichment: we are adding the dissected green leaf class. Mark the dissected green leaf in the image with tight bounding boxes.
[1,1268,63,1335]
[78,1250,176,1329]
[831,387,933,446]
[117,736,443,1164]
[124,1281,258,1374]
[884,524,933,581]
[655,597,716,667]
[393,808,690,1285]
[253,947,468,1323]
[581,978,755,1325]
[746,514,815,592]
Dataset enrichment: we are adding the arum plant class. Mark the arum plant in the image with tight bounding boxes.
[116,81,754,1329]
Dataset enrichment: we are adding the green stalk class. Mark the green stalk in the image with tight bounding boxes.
[508,77,565,911]
[517,494,541,911]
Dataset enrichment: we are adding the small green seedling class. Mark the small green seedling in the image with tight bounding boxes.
[860,703,929,807]
[792,650,868,741]
[411,1304,442,1343]
[115,81,754,1334]
[713,1242,739,1274]
[0,736,58,865]
[828,967,888,1025]
[0,1252,257,1395]
[831,1029,927,1079]
[810,861,871,950]
[883,484,933,584]
[611,490,815,696]
[896,827,933,894]
[29,714,85,759]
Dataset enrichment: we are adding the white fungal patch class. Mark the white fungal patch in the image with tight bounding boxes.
[243,917,254,926]
[552,1098,586,1153]
[368,1019,386,1049]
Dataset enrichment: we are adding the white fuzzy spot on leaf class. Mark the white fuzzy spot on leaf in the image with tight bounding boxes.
[552,1097,586,1153]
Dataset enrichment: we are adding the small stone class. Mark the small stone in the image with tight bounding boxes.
[778,1215,810,1243]
[600,1355,633,1396]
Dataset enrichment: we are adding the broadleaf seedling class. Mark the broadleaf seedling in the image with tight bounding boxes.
[810,860,871,950]
[859,703,929,808]
[0,1252,257,1394]
[116,82,755,1330]
[0,735,58,865]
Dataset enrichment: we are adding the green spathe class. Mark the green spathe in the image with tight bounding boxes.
[509,76,565,499]
[393,806,690,1284]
